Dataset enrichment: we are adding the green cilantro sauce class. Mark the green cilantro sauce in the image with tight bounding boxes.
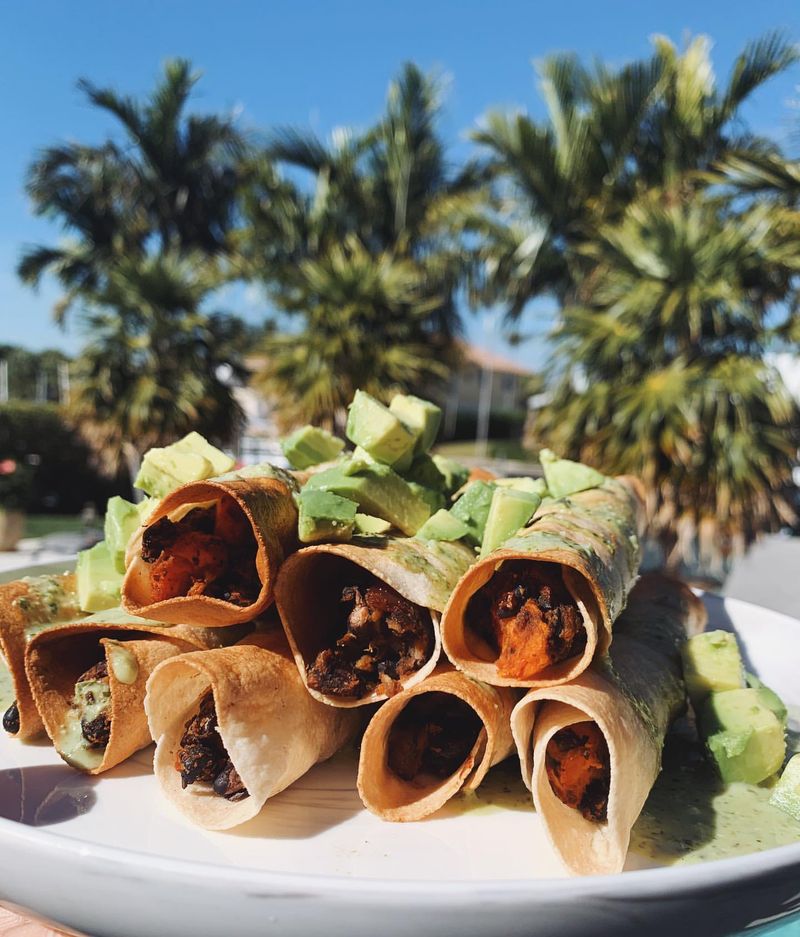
[0,655,15,713]
[630,716,800,864]
[13,574,81,638]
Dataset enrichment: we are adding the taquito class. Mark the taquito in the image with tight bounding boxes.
[145,630,360,830]
[275,536,475,708]
[357,666,517,820]
[441,476,644,688]
[0,574,80,740]
[25,609,227,774]
[122,468,299,627]
[511,574,705,875]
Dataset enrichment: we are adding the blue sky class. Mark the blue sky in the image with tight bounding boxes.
[1,0,799,366]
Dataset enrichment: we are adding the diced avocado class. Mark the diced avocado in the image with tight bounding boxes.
[346,390,416,467]
[134,432,233,498]
[681,630,745,709]
[745,672,788,725]
[104,496,140,574]
[770,754,800,821]
[171,432,234,476]
[408,481,446,515]
[480,488,541,557]
[494,476,548,497]
[354,513,392,535]
[431,454,470,497]
[416,509,470,542]
[450,480,497,546]
[699,688,786,784]
[296,489,356,544]
[539,449,605,499]
[304,463,430,535]
[281,425,345,469]
[76,542,122,613]
[389,394,443,454]
[104,496,155,574]
[405,453,447,491]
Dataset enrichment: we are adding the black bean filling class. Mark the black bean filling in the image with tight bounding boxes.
[2,701,20,735]
[387,692,484,782]
[306,580,434,699]
[78,659,111,748]
[176,692,248,801]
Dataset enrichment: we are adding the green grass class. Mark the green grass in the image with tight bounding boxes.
[24,515,84,538]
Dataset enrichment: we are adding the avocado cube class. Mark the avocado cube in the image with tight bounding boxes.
[171,432,235,476]
[539,449,605,499]
[408,481,446,515]
[450,480,497,546]
[431,454,470,497]
[480,488,541,556]
[304,462,431,535]
[297,489,356,543]
[700,688,786,784]
[770,754,800,821]
[389,394,443,454]
[76,542,123,613]
[354,513,392,535]
[346,390,416,467]
[746,672,788,726]
[281,425,345,470]
[682,630,745,709]
[134,432,234,499]
[104,496,141,574]
[494,476,548,497]
[405,454,447,491]
[415,509,470,542]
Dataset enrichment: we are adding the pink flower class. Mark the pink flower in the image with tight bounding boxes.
[0,459,16,476]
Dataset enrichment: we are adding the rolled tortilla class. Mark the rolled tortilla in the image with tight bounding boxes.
[122,469,299,627]
[275,536,475,708]
[145,630,361,830]
[441,476,644,688]
[511,573,705,875]
[25,610,226,774]
[0,573,81,740]
[357,666,517,821]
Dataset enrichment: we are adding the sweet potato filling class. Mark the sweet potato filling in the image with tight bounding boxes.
[387,691,484,782]
[141,498,260,606]
[466,561,586,679]
[305,579,433,699]
[176,691,248,801]
[545,721,610,821]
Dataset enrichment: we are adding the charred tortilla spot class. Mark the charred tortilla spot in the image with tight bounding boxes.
[142,501,260,607]
[387,692,483,782]
[466,561,586,679]
[176,691,249,802]
[545,721,610,822]
[306,580,433,699]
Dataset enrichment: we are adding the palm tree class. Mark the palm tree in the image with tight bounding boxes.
[244,63,485,425]
[69,252,247,475]
[18,59,248,323]
[472,32,798,316]
[531,193,800,571]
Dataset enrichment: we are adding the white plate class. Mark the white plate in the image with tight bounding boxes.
[0,572,799,937]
